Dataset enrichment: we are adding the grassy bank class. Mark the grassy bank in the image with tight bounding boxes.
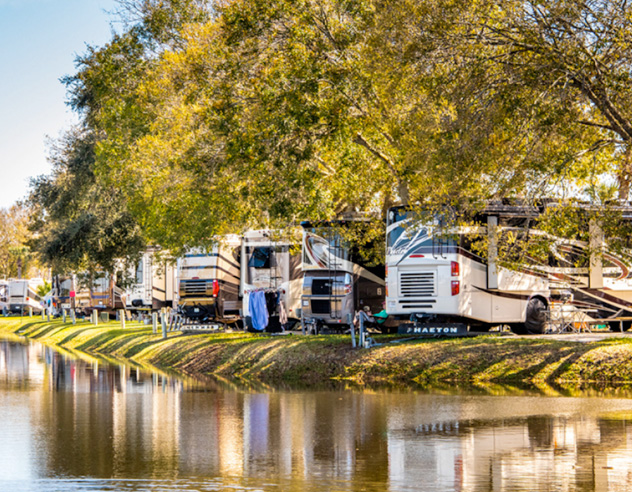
[3,317,632,387]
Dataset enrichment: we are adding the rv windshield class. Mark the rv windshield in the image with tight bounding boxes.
[303,227,350,268]
[249,247,272,269]
[59,279,72,297]
[92,276,109,293]
[386,209,433,254]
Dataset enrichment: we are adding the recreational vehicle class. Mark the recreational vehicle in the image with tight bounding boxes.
[52,274,91,315]
[177,236,241,325]
[89,272,125,314]
[0,280,7,313]
[125,251,177,312]
[241,230,302,332]
[385,203,632,334]
[8,278,44,315]
[301,220,386,333]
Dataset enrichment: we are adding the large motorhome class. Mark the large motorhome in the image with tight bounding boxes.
[301,220,386,333]
[125,251,177,312]
[8,279,45,315]
[241,230,302,332]
[385,202,632,334]
[177,236,241,325]
[89,272,125,313]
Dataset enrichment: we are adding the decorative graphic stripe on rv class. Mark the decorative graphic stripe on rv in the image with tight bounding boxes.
[402,246,485,264]
[576,288,632,310]
[472,287,531,301]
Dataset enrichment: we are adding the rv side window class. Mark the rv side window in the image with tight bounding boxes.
[249,247,271,269]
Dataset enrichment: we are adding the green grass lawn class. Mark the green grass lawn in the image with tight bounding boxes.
[3,316,632,389]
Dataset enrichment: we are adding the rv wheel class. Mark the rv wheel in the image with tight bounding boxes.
[524,298,547,334]
[510,323,528,335]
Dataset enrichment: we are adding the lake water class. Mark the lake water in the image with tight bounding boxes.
[2,338,632,491]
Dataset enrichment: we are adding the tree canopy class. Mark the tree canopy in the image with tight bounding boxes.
[29,0,632,268]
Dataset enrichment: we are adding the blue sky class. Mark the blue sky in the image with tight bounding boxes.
[0,0,118,208]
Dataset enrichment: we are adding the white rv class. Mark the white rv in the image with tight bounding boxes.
[177,236,241,325]
[52,274,91,315]
[0,280,7,313]
[241,230,302,332]
[8,279,45,315]
[385,203,632,334]
[125,251,177,312]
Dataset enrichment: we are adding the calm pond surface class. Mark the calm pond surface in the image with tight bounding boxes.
[3,339,632,491]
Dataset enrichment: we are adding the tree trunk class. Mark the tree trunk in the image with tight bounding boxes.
[619,145,632,202]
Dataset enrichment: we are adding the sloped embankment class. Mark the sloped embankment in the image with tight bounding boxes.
[3,318,632,386]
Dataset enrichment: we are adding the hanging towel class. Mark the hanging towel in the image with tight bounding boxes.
[279,300,288,326]
[250,291,269,331]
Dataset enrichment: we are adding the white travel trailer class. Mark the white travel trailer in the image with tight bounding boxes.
[52,274,91,315]
[8,278,45,315]
[301,220,386,333]
[177,236,241,325]
[125,251,177,312]
[385,203,632,334]
[241,230,302,332]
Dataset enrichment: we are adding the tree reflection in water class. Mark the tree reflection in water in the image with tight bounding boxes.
[1,339,632,491]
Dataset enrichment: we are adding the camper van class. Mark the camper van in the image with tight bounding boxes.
[125,251,177,312]
[241,230,302,332]
[301,221,386,333]
[8,278,44,315]
[177,236,241,325]
[385,202,632,334]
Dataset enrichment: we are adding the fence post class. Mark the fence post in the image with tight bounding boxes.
[62,309,67,323]
[29,307,33,318]
[359,313,365,348]
[152,312,158,335]
[350,320,356,348]
[161,310,167,339]
[120,310,126,329]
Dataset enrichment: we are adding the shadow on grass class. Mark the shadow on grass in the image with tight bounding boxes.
[58,327,103,345]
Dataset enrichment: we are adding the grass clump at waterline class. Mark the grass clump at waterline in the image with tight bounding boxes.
[3,317,632,386]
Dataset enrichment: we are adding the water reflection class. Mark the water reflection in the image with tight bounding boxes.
[2,338,632,490]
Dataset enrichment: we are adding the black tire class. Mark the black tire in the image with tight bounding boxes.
[524,297,547,334]
[510,323,528,335]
